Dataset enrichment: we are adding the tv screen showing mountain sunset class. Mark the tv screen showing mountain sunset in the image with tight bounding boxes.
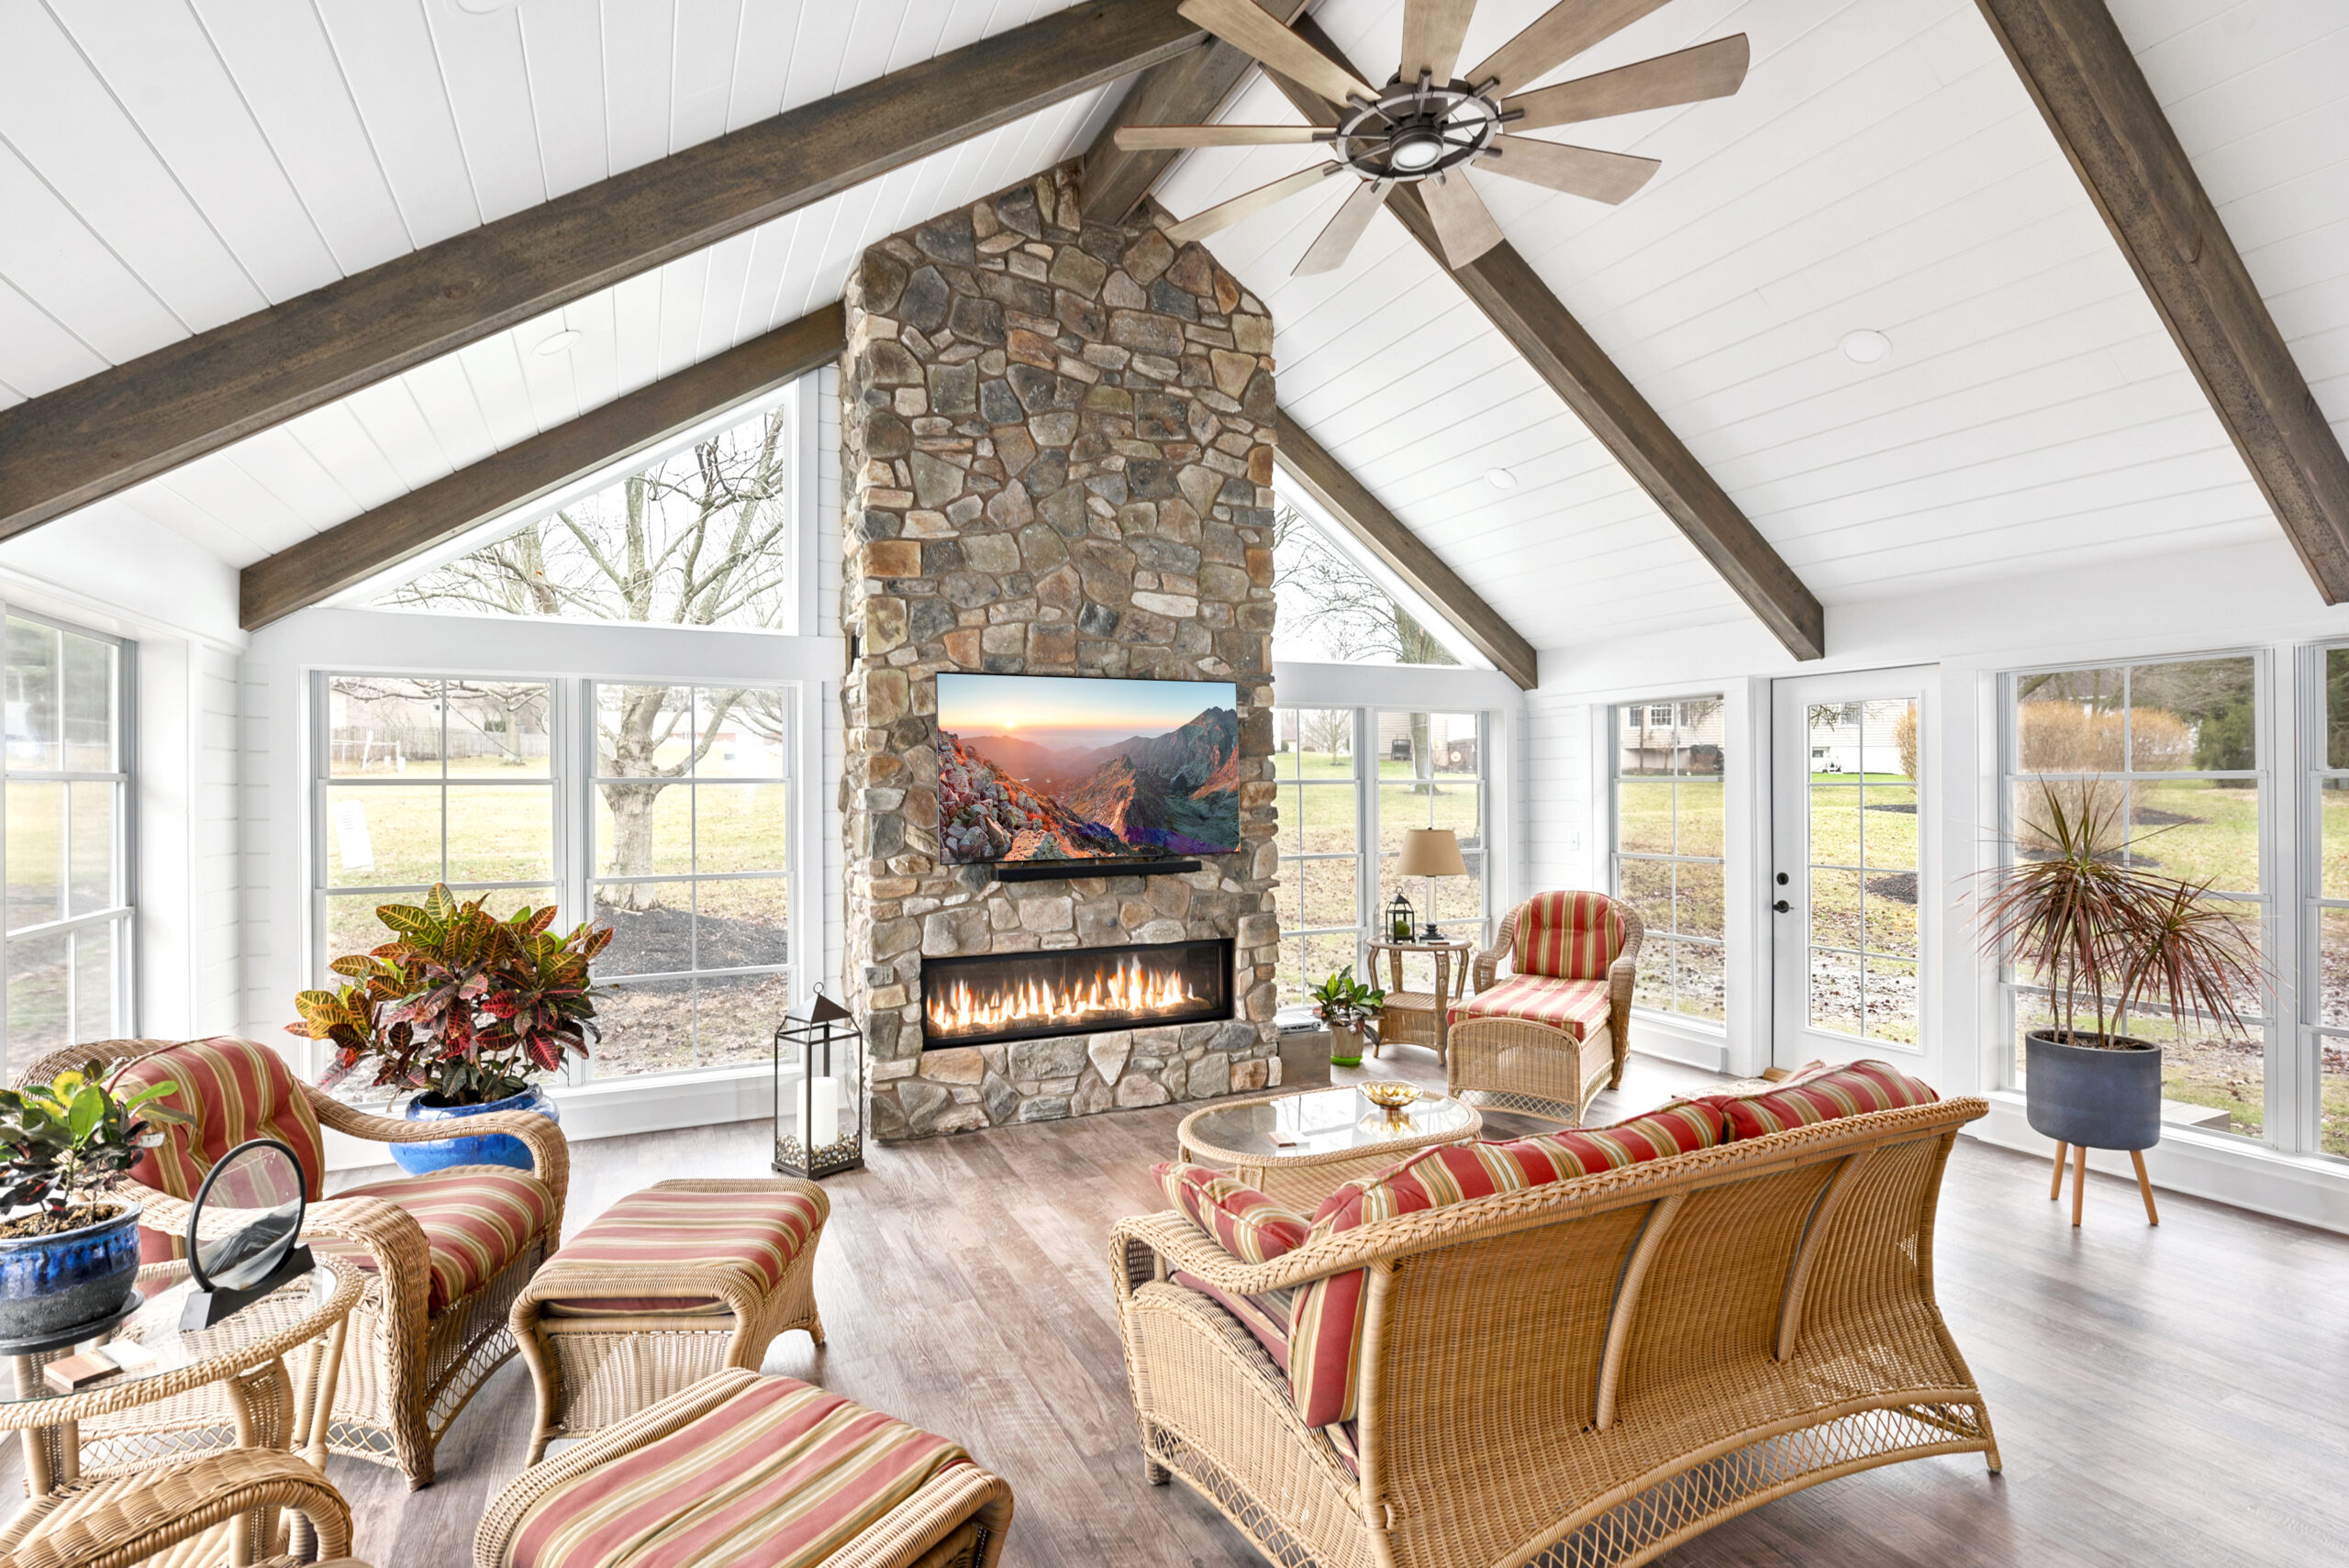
[935,673,1241,863]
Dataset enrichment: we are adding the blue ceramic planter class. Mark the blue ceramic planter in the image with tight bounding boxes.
[2025,1032,2162,1151]
[0,1203,141,1341]
[392,1084,559,1173]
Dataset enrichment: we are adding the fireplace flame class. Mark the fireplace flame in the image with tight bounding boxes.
[927,952,1204,1040]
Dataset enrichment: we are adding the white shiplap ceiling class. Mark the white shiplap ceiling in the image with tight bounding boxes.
[3,0,2346,656]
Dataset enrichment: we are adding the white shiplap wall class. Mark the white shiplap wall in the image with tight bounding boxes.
[1523,690,1596,895]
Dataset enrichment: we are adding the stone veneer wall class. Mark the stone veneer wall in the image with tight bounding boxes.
[840,168,1284,1140]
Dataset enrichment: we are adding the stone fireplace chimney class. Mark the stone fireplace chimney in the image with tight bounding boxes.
[840,167,1283,1139]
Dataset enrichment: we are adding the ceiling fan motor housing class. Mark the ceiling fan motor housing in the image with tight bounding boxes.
[1330,74,1510,183]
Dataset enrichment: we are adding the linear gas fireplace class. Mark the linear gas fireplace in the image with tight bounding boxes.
[922,939,1234,1051]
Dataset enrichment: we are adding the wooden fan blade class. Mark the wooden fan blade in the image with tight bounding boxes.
[1164,163,1339,243]
[1419,171,1506,268]
[1178,0,1374,107]
[1465,0,1674,97]
[1506,36,1751,129]
[1295,179,1392,275]
[1115,124,1325,150]
[1485,137,1660,204]
[1401,0,1478,83]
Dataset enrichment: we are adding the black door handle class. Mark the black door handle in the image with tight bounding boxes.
[1773,900,1790,913]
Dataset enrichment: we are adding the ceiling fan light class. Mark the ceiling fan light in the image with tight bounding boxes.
[1841,329,1891,364]
[1390,131,1446,171]
[1486,467,1517,490]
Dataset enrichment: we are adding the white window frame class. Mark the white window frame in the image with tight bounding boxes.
[1371,706,1491,955]
[3,607,136,1063]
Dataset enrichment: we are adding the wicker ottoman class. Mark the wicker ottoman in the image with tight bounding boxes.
[476,1369,1013,1568]
[511,1177,829,1462]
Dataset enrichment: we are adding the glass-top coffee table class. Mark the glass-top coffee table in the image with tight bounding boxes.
[1175,1085,1483,1207]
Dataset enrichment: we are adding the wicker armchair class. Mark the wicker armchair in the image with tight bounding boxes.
[1453,892,1643,1119]
[1113,1096,1998,1568]
[24,1038,569,1490]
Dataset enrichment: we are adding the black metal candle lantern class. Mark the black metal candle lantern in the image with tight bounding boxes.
[1386,890,1416,943]
[772,987,864,1180]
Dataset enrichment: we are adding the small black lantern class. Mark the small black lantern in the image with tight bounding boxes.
[1386,890,1417,943]
[773,986,864,1180]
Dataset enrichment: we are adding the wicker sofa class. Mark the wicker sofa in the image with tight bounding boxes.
[1113,1067,1998,1568]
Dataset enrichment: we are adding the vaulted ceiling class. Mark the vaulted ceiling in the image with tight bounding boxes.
[2,0,2343,664]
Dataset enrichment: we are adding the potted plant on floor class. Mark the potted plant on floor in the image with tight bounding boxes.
[1310,967,1386,1070]
[0,1063,187,1340]
[1975,778,2265,1162]
[290,884,612,1173]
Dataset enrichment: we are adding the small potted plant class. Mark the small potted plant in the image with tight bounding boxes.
[0,1063,187,1340]
[290,884,611,1173]
[1310,967,1386,1070]
[1975,779,2264,1158]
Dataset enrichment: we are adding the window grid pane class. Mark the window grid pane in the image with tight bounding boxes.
[1612,696,1725,1021]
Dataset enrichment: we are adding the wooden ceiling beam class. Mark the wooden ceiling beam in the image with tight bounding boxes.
[1265,19,1826,662]
[1078,1,1313,226]
[238,306,844,631]
[1976,0,2349,601]
[0,0,1202,544]
[1275,410,1540,689]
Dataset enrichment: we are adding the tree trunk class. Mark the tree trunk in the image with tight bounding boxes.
[598,782,665,911]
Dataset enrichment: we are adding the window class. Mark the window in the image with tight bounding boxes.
[314,673,796,1086]
[589,684,792,1078]
[1375,712,1488,990]
[2308,650,2349,1157]
[2000,658,2265,1140]
[5,614,132,1073]
[1274,707,1364,1002]
[1271,501,1464,667]
[377,394,796,632]
[1610,696,1724,1021]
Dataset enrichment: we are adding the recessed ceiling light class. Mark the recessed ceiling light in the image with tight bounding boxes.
[1841,328,1891,364]
[452,0,517,14]
[536,329,583,357]
[1485,467,1517,491]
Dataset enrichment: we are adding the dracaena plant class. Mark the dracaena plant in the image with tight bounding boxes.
[291,884,612,1106]
[0,1063,190,1226]
[1975,778,2266,1046]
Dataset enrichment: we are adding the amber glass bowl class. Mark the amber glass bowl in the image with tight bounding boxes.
[1360,1081,1422,1113]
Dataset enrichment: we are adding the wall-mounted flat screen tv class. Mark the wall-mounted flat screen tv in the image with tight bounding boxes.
[935,673,1241,864]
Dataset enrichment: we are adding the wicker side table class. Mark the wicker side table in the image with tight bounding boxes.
[1365,939,1473,1064]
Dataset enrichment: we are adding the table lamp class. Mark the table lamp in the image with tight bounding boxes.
[1396,828,1467,941]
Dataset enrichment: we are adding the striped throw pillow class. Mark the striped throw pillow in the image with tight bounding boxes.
[116,1038,328,1202]
[1514,891,1625,981]
[1697,1059,1938,1140]
[1285,1104,1720,1426]
[1154,1163,1310,1264]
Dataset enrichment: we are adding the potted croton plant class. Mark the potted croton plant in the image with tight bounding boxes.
[1310,967,1386,1070]
[290,884,611,1174]
[1975,778,2265,1159]
[0,1063,186,1340]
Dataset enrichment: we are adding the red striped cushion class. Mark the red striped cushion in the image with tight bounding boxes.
[1513,892,1623,981]
[335,1167,553,1314]
[507,1375,971,1568]
[1695,1059,1938,1140]
[1169,1270,1296,1373]
[1448,973,1611,1039]
[1284,1105,1720,1427]
[536,1185,822,1318]
[1153,1163,1310,1264]
[116,1038,328,1202]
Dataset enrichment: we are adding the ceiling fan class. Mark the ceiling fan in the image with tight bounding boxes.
[1116,0,1750,274]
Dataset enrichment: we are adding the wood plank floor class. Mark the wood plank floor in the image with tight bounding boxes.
[60,1051,2349,1564]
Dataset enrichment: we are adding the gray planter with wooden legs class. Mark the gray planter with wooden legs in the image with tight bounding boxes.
[2024,1031,2162,1227]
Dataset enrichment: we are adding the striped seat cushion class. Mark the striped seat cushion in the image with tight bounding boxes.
[1514,891,1624,981]
[1448,973,1611,1039]
[1153,1163,1310,1264]
[1285,1105,1721,1427]
[1692,1059,1938,1140]
[1169,1270,1297,1373]
[537,1184,824,1318]
[335,1167,554,1315]
[116,1038,328,1202]
[507,1375,971,1568]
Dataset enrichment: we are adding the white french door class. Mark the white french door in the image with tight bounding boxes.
[1770,670,1931,1070]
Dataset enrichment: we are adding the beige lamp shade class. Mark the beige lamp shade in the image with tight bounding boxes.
[1396,828,1467,878]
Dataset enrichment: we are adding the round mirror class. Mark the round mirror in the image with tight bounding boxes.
[186,1139,307,1295]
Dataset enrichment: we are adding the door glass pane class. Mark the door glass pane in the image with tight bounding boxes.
[72,923,117,1040]
[1863,955,1920,1044]
[1809,779,1860,869]
[1860,780,1917,871]
[325,786,441,888]
[1863,884,1920,959]
[326,677,441,777]
[68,781,114,915]
[1809,868,1863,951]
[61,633,114,773]
[6,781,62,929]
[5,619,61,772]
[1809,949,1863,1036]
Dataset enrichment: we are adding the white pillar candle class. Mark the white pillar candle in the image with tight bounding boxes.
[808,1074,840,1149]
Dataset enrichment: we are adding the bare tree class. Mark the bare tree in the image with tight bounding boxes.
[386,408,794,906]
